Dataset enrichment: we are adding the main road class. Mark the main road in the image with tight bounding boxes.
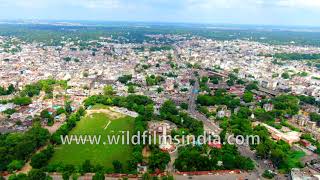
[187,72,221,134]
[186,74,273,179]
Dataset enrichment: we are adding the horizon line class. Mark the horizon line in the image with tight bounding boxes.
[1,19,320,29]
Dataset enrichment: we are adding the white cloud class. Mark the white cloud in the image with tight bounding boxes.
[276,0,320,9]
[69,0,121,9]
[185,0,320,10]
[0,0,122,9]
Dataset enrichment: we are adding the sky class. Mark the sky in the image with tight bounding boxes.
[0,0,320,26]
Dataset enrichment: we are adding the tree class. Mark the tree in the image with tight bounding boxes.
[7,84,15,94]
[245,83,258,91]
[159,100,178,119]
[180,103,188,110]
[210,77,220,84]
[7,160,24,172]
[128,85,135,93]
[112,160,123,173]
[40,109,53,119]
[81,160,93,173]
[189,79,195,86]
[118,75,132,84]
[243,91,254,103]
[92,172,105,180]
[256,143,270,159]
[270,148,288,168]
[222,153,236,169]
[310,112,320,122]
[30,145,54,169]
[56,107,66,115]
[8,173,28,180]
[281,72,290,79]
[13,96,32,106]
[64,101,73,114]
[262,170,275,179]
[157,87,163,93]
[142,173,151,180]
[148,150,170,172]
[62,171,70,180]
[103,85,115,96]
[28,169,48,180]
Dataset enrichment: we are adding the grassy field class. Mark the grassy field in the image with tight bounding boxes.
[49,107,135,169]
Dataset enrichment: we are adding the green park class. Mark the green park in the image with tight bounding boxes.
[49,105,135,169]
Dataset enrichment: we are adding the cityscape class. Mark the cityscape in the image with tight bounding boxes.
[1,1,320,180]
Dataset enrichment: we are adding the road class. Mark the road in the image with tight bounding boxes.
[174,172,259,180]
[186,76,273,179]
[187,75,221,134]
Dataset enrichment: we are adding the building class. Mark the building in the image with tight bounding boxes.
[253,122,301,145]
[290,168,318,180]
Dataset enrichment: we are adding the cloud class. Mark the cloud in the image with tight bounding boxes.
[276,0,320,9]
[0,0,319,25]
[0,0,122,9]
[69,0,121,9]
[185,0,320,10]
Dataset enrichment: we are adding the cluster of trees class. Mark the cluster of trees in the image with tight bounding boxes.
[199,76,210,92]
[20,79,67,98]
[39,105,68,126]
[254,108,275,122]
[160,100,203,136]
[225,73,245,86]
[146,75,165,86]
[273,53,320,60]
[197,89,240,110]
[50,107,86,144]
[272,95,300,116]
[126,115,147,173]
[310,112,320,122]
[63,56,80,62]
[40,109,54,126]
[0,125,50,172]
[297,95,320,108]
[199,75,223,92]
[281,72,290,79]
[209,76,221,84]
[142,174,174,180]
[46,159,111,179]
[230,108,304,172]
[0,84,15,96]
[219,100,304,173]
[148,145,170,173]
[12,96,32,106]
[301,134,320,154]
[243,91,254,103]
[118,74,132,84]
[245,82,259,91]
[30,145,54,169]
[2,108,17,116]
[84,94,154,120]
[253,95,299,124]
[8,169,52,180]
[253,126,304,172]
[174,144,254,172]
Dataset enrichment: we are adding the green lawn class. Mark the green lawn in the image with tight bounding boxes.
[49,111,135,169]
